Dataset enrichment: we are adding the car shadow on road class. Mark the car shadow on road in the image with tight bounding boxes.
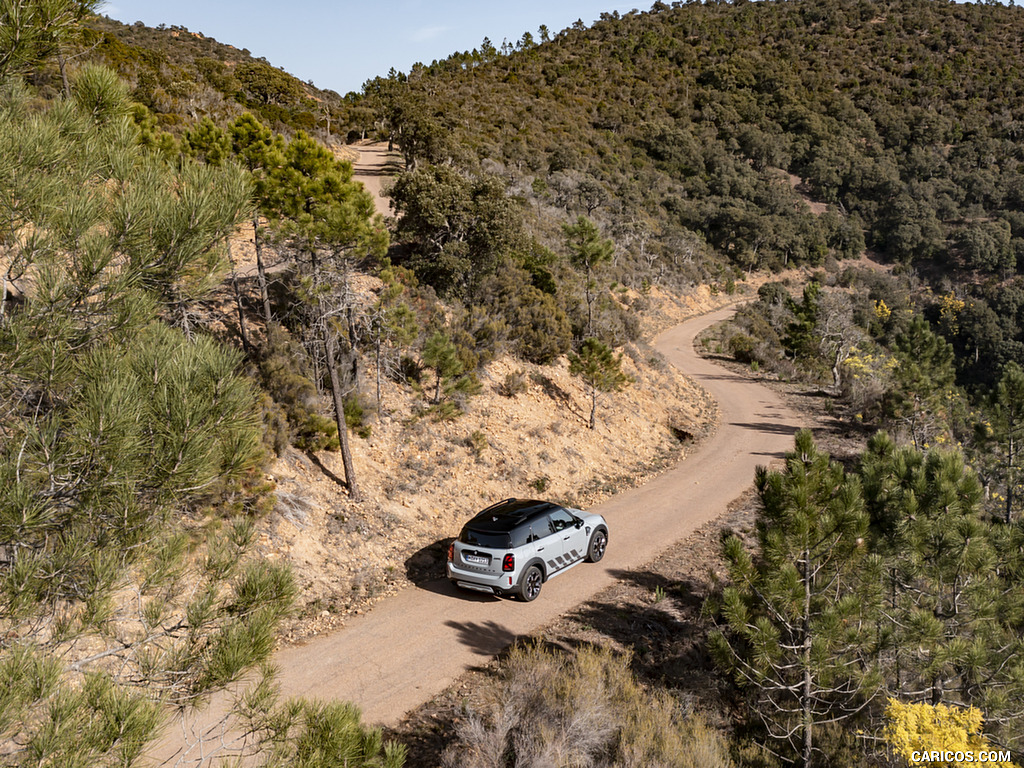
[405,539,507,602]
[417,577,499,602]
[404,537,454,584]
[443,619,521,658]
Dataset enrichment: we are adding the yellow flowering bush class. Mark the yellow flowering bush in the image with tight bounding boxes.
[876,299,893,322]
[939,292,967,335]
[883,699,1018,767]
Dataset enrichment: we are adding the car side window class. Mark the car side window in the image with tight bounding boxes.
[531,515,556,539]
[511,523,546,547]
[548,509,576,533]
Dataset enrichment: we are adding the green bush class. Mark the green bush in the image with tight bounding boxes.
[728,333,757,363]
[497,369,529,397]
[259,324,338,451]
[466,430,488,458]
[474,271,572,365]
[344,394,372,439]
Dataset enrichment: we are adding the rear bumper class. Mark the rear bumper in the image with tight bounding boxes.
[447,562,517,594]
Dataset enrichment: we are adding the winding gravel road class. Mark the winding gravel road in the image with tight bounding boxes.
[155,303,802,766]
[273,304,801,723]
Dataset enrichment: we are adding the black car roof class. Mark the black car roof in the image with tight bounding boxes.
[465,498,560,533]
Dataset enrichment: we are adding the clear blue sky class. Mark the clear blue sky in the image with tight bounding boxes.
[100,1,645,96]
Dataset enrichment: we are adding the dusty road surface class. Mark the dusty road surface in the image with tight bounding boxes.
[352,141,402,219]
[154,304,801,766]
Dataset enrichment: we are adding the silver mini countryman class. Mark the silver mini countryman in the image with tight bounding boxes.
[446,498,609,601]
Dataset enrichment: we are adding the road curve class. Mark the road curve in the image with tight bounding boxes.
[275,305,801,720]
[155,304,801,764]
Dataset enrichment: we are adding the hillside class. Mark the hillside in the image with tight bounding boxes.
[250,280,732,640]
[51,14,348,136]
[361,0,1024,389]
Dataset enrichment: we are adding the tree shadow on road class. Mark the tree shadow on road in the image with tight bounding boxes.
[728,420,799,435]
[443,619,521,658]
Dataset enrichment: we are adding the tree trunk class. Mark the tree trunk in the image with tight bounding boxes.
[589,387,597,430]
[228,244,251,356]
[1,267,9,325]
[253,215,272,323]
[324,330,360,501]
[58,51,71,97]
[831,346,843,393]
[1006,433,1014,524]
[802,547,814,768]
[892,568,902,692]
[585,264,594,337]
[375,335,383,419]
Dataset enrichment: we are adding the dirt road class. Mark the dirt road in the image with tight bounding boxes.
[156,304,799,765]
[352,141,402,219]
[272,305,799,722]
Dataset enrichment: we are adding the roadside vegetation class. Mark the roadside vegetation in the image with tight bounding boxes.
[0,4,397,765]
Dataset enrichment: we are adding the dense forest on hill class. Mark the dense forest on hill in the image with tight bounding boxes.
[354,0,1024,386]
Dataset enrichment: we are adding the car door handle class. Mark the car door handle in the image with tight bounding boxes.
[537,546,545,551]
[563,535,571,540]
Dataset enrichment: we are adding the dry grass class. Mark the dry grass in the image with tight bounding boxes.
[441,642,732,768]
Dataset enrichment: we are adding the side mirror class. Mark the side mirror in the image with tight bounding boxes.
[574,518,584,529]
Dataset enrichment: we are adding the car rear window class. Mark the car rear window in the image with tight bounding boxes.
[460,528,510,549]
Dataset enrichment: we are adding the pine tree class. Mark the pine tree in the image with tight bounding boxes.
[0,0,102,83]
[982,362,1024,523]
[708,431,881,767]
[568,338,630,429]
[861,434,1024,747]
[422,330,464,405]
[229,112,287,324]
[272,131,388,501]
[0,62,290,765]
[563,216,614,337]
[883,315,961,449]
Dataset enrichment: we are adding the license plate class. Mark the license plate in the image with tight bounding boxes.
[464,554,489,565]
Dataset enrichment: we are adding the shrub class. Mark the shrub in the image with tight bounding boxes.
[259,324,338,451]
[728,333,757,363]
[466,430,488,458]
[474,271,571,364]
[442,643,732,768]
[344,394,372,439]
[497,369,529,397]
[396,355,422,384]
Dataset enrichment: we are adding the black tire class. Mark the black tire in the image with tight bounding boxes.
[517,565,543,602]
[586,528,608,563]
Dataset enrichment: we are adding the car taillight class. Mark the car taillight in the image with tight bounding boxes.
[447,543,454,561]
[502,554,515,572]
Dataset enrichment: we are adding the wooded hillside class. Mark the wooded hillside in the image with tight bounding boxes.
[357,0,1024,385]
